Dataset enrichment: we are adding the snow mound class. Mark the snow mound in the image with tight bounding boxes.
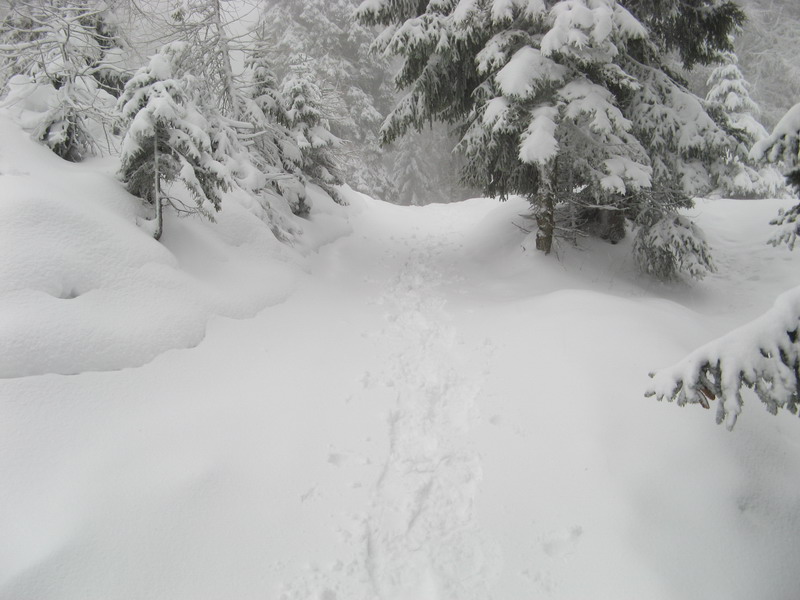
[0,114,352,377]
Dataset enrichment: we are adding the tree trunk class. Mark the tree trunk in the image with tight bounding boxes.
[602,209,626,244]
[153,133,163,241]
[535,161,556,254]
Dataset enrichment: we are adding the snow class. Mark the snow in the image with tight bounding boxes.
[490,0,517,23]
[559,78,631,134]
[649,285,800,428]
[519,105,559,164]
[540,0,644,56]
[452,0,479,23]
[2,116,800,599]
[494,46,566,98]
[601,156,652,192]
[0,114,327,377]
[612,2,647,39]
[481,96,509,128]
[751,102,800,165]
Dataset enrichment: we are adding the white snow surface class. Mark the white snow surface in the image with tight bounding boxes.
[2,115,800,599]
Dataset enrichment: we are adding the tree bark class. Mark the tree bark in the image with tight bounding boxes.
[535,161,556,254]
[153,133,163,241]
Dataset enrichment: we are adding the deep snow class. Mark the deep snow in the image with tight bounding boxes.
[1,115,800,600]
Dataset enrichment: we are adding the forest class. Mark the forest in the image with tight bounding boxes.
[1,1,799,599]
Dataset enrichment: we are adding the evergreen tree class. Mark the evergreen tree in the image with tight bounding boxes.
[649,101,800,428]
[133,0,314,226]
[117,42,230,240]
[258,0,395,201]
[391,124,470,206]
[357,0,745,280]
[392,133,428,206]
[751,102,800,248]
[281,62,345,206]
[733,0,800,129]
[240,38,308,219]
[705,51,785,198]
[0,0,128,160]
[707,52,766,143]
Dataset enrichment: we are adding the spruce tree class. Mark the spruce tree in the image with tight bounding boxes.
[0,0,127,160]
[281,62,345,206]
[132,0,314,226]
[117,42,230,240]
[751,102,800,248]
[392,133,428,206]
[258,0,395,201]
[649,101,800,428]
[357,0,745,280]
[705,51,785,198]
[240,39,308,219]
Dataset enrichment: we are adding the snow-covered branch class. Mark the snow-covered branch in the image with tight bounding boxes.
[647,287,800,429]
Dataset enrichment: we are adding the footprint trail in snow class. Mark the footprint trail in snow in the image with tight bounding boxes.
[280,219,497,599]
[363,240,494,600]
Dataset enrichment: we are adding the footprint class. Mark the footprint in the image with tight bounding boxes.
[541,526,583,558]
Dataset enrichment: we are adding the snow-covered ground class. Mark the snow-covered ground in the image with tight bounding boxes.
[2,115,799,600]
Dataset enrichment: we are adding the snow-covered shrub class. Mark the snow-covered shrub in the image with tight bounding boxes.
[633,212,715,281]
[0,0,126,160]
[3,74,99,161]
[751,103,800,190]
[117,42,230,239]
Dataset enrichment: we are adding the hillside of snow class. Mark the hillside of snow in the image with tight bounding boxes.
[1,114,799,600]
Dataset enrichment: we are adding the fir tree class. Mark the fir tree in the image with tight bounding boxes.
[751,102,800,248]
[240,38,308,218]
[705,51,785,198]
[391,124,468,206]
[392,133,428,206]
[357,0,745,279]
[117,42,230,240]
[281,62,345,206]
[258,0,398,202]
[733,0,800,129]
[707,52,766,143]
[649,101,800,428]
[134,0,313,227]
[0,0,128,160]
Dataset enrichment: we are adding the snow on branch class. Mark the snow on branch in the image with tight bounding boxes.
[750,102,800,246]
[647,286,800,429]
[749,103,800,167]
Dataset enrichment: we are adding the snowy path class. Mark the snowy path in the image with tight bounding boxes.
[277,202,497,600]
[2,196,800,600]
[359,223,491,600]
